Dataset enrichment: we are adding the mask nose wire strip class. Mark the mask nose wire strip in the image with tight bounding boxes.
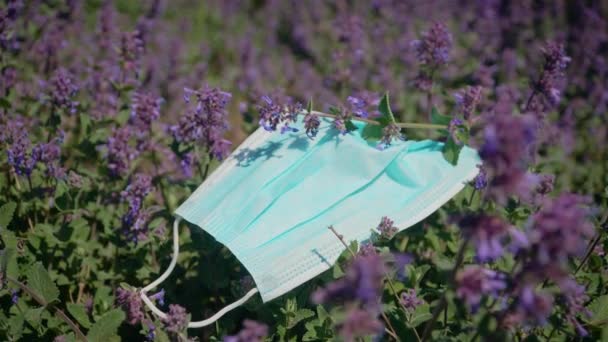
[140,217,260,328]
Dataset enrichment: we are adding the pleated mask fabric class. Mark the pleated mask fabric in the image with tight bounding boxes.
[175,117,481,302]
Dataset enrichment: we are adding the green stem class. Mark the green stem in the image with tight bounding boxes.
[386,277,422,342]
[421,237,469,342]
[6,275,87,341]
[327,226,401,341]
[306,110,447,130]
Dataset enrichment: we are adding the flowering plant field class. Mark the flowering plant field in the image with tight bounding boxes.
[1,1,607,341]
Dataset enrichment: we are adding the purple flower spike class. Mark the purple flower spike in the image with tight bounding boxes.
[411,22,453,67]
[171,86,233,161]
[257,94,302,133]
[512,286,554,325]
[312,253,385,308]
[150,289,165,306]
[115,288,144,325]
[120,173,154,242]
[459,214,511,262]
[400,289,424,311]
[377,216,398,239]
[473,166,488,190]
[347,96,370,118]
[338,307,384,341]
[224,319,268,342]
[303,113,320,138]
[454,86,483,120]
[11,289,19,305]
[479,114,538,203]
[162,304,189,334]
[130,92,162,135]
[49,68,79,113]
[1,119,36,176]
[456,266,506,312]
[526,194,594,268]
[378,123,403,150]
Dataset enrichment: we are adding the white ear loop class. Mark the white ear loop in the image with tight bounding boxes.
[140,217,259,328]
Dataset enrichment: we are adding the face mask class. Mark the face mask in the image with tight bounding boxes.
[140,117,480,328]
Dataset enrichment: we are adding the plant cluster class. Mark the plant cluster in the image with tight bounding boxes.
[1,1,607,342]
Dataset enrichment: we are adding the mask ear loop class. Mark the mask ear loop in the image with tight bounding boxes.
[140,217,259,328]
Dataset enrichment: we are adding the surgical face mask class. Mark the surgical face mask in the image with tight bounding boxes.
[141,117,480,328]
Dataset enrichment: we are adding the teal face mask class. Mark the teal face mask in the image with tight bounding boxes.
[140,117,480,328]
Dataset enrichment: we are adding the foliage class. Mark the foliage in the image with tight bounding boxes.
[1,1,607,342]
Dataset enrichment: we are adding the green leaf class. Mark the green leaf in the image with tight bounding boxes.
[8,313,25,339]
[24,307,45,328]
[378,92,396,124]
[0,201,17,230]
[288,308,315,328]
[430,107,452,126]
[26,262,60,304]
[0,97,11,109]
[344,120,357,132]
[586,294,608,326]
[87,309,125,342]
[410,304,432,327]
[317,305,330,322]
[361,124,384,142]
[442,135,463,166]
[80,113,91,135]
[307,98,313,114]
[67,303,92,328]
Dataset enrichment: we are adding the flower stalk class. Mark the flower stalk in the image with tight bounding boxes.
[305,110,447,130]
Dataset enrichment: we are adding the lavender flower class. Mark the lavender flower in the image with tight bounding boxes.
[346,96,369,118]
[115,288,144,325]
[454,86,483,120]
[333,117,347,134]
[303,113,320,138]
[524,194,594,268]
[120,30,144,80]
[456,266,506,312]
[149,289,165,306]
[171,86,233,160]
[224,319,268,342]
[49,68,78,113]
[106,127,138,176]
[257,95,302,134]
[337,307,384,342]
[377,123,403,150]
[377,216,397,238]
[120,174,154,242]
[535,173,555,195]
[411,22,453,67]
[11,289,19,304]
[145,321,156,341]
[312,253,385,307]
[512,286,554,325]
[458,214,511,262]
[534,42,571,107]
[478,114,538,203]
[210,138,233,160]
[121,173,153,207]
[473,166,488,190]
[32,135,65,180]
[179,152,196,178]
[130,92,162,135]
[1,119,36,176]
[448,118,464,145]
[559,278,592,336]
[400,289,424,311]
[358,242,377,256]
[161,304,189,334]
[257,95,282,131]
